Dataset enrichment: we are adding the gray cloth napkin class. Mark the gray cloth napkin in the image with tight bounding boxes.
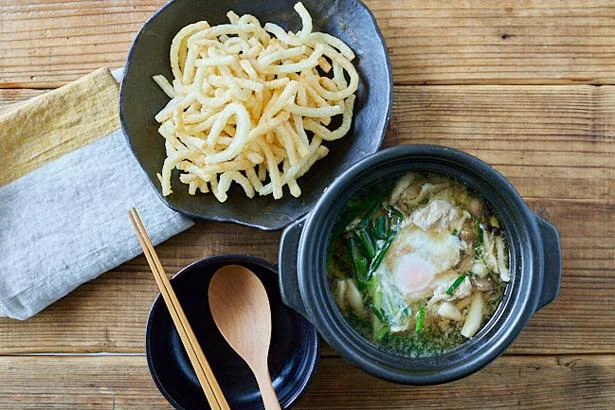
[0,69,194,320]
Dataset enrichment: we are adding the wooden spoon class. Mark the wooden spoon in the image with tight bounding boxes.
[208,265,281,410]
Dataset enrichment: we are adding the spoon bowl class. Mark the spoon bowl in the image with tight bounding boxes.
[209,265,281,410]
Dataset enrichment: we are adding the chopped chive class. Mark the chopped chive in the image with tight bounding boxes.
[415,307,425,333]
[446,273,468,296]
[452,229,458,236]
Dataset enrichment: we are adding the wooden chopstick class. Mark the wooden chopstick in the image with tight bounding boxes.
[129,208,230,410]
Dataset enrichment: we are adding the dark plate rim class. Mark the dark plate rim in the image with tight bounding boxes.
[119,0,393,231]
[145,254,321,410]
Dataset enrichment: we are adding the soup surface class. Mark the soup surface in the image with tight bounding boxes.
[328,172,510,357]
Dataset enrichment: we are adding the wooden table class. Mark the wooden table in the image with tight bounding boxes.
[1,1,614,408]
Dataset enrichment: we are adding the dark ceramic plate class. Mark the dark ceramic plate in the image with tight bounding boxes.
[146,255,320,409]
[120,0,392,230]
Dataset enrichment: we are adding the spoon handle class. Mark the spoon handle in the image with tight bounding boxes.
[254,368,281,410]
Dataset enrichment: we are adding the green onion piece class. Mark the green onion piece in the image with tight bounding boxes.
[358,202,381,230]
[446,273,468,296]
[372,315,389,341]
[355,229,376,260]
[452,229,458,236]
[373,307,386,323]
[367,210,404,279]
[415,307,425,333]
[368,230,396,276]
[349,238,369,289]
[369,277,384,316]
[334,185,391,237]
[384,205,403,220]
[369,244,389,277]
[374,215,388,239]
[475,220,484,258]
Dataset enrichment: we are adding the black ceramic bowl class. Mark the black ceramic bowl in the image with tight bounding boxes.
[120,0,392,230]
[146,255,320,409]
[279,144,562,385]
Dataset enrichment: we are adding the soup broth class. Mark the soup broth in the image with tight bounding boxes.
[328,172,510,357]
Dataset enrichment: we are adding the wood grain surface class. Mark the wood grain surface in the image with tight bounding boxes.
[2,1,615,87]
[0,355,613,409]
[0,85,612,357]
[1,0,614,408]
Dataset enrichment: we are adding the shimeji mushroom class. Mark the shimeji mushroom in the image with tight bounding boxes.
[461,292,484,338]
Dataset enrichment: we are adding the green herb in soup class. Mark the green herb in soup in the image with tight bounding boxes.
[328,172,510,357]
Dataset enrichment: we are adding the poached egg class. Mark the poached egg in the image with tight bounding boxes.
[384,202,462,301]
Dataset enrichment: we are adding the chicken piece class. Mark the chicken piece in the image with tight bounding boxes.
[426,271,472,308]
[390,172,415,204]
[397,181,449,211]
[451,276,472,300]
[456,253,474,273]
[409,199,460,233]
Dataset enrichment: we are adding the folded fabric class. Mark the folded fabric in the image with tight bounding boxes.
[0,68,194,320]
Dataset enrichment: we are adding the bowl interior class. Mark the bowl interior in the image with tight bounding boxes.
[299,145,541,384]
[120,0,392,230]
[324,169,516,355]
[146,256,319,409]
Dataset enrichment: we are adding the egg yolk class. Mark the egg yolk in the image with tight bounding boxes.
[392,254,436,298]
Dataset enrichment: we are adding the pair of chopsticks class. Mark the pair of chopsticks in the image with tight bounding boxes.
[129,208,230,410]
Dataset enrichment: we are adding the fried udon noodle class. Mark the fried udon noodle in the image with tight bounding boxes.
[153,2,359,202]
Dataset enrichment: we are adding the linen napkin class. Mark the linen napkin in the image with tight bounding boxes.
[0,68,194,320]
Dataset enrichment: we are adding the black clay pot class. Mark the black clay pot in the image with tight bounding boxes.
[278,144,562,385]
